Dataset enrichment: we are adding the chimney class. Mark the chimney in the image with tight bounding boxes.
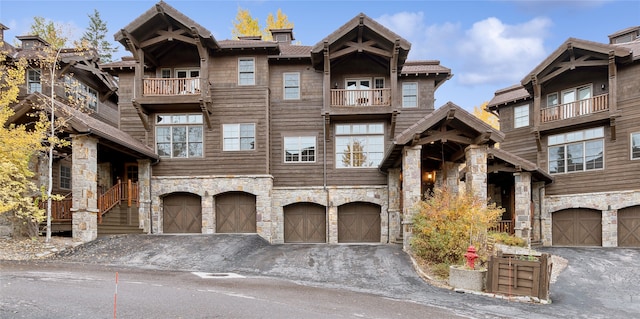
[0,23,7,43]
[16,35,50,50]
[270,28,294,44]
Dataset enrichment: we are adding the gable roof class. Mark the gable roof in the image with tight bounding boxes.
[521,37,632,87]
[310,13,411,69]
[380,102,504,171]
[486,84,530,110]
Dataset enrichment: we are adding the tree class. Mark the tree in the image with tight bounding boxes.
[263,9,294,40]
[29,17,69,49]
[0,51,46,236]
[80,9,117,62]
[231,7,294,41]
[231,7,261,39]
[341,139,369,167]
[472,102,499,130]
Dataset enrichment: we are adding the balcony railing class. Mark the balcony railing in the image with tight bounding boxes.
[143,78,201,96]
[331,88,391,107]
[540,93,608,123]
[39,195,73,222]
[490,220,514,234]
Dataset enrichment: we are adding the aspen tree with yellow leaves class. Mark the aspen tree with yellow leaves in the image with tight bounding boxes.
[231,7,294,41]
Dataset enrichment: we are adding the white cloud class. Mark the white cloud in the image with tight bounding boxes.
[456,17,552,85]
[375,12,553,87]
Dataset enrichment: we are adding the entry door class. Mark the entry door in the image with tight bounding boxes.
[345,79,371,105]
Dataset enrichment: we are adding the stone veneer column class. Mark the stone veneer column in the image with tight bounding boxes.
[464,145,487,202]
[71,135,98,242]
[387,168,401,243]
[137,159,151,233]
[443,161,460,193]
[402,145,421,251]
[531,181,544,243]
[602,209,618,247]
[513,172,532,246]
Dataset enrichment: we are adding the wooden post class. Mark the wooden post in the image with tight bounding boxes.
[128,179,132,207]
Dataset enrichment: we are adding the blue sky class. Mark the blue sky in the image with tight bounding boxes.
[1,0,638,111]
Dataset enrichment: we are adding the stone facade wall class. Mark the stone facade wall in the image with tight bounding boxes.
[402,146,421,251]
[465,145,487,202]
[271,185,388,244]
[387,168,401,243]
[71,135,98,242]
[542,189,640,247]
[150,175,274,241]
[513,172,532,246]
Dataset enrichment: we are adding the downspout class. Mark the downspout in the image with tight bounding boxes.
[538,186,543,243]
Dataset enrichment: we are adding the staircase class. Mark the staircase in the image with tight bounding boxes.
[98,204,144,236]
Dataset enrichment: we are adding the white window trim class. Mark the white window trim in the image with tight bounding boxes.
[548,127,605,174]
[513,104,529,128]
[160,68,172,78]
[238,57,255,86]
[283,136,316,163]
[27,69,42,93]
[402,82,418,108]
[631,132,640,160]
[283,72,300,100]
[335,123,385,169]
[59,165,71,190]
[155,113,204,159]
[223,123,256,151]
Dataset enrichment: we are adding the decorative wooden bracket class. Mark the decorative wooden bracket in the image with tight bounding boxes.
[132,100,150,131]
[534,130,542,152]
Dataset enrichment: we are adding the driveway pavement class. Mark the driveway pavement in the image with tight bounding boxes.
[47,234,640,319]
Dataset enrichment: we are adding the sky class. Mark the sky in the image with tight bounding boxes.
[1,0,638,111]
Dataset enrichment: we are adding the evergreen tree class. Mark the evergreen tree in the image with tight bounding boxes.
[80,9,116,62]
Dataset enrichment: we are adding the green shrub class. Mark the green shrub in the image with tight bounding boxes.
[410,186,504,268]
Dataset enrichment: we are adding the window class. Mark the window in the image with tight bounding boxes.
[27,69,41,93]
[175,69,200,93]
[284,136,315,162]
[546,93,558,107]
[64,76,98,111]
[160,69,171,78]
[548,127,604,174]
[283,73,300,100]
[335,123,384,168]
[513,104,529,128]
[402,82,417,108]
[238,58,255,85]
[60,165,71,189]
[223,124,255,151]
[155,114,203,158]
[632,133,640,160]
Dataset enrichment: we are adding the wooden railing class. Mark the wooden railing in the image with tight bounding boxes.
[38,180,139,226]
[330,88,391,107]
[97,179,139,223]
[39,195,73,222]
[143,78,201,96]
[490,220,514,234]
[540,93,608,123]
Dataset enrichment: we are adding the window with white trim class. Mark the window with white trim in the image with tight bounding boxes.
[223,123,255,151]
[402,82,417,108]
[335,123,384,168]
[238,58,255,85]
[283,72,300,100]
[513,104,529,128]
[27,69,41,93]
[548,127,604,174]
[632,132,640,160]
[284,136,315,162]
[155,114,203,158]
[60,165,71,189]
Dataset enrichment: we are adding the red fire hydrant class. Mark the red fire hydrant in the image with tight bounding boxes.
[464,245,479,269]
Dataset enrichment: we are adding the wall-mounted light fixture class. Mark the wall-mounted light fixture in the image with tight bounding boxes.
[601,84,606,90]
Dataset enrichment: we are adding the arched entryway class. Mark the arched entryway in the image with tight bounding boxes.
[337,202,381,243]
[163,193,202,233]
[215,192,256,233]
[284,203,326,243]
[552,208,602,246]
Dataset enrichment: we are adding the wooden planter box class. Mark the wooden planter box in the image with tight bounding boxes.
[486,252,552,301]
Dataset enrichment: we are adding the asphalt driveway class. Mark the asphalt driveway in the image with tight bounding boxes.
[48,234,640,319]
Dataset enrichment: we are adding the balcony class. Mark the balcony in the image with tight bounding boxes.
[540,93,608,123]
[330,88,391,107]
[143,78,201,96]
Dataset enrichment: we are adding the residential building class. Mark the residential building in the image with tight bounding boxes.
[487,26,640,247]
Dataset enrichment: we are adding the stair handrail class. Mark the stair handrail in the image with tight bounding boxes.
[98,179,139,223]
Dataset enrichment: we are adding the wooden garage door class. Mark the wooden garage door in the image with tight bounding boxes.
[338,202,381,243]
[552,208,601,246]
[216,192,256,233]
[163,193,202,233]
[284,203,326,243]
[618,206,640,247]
